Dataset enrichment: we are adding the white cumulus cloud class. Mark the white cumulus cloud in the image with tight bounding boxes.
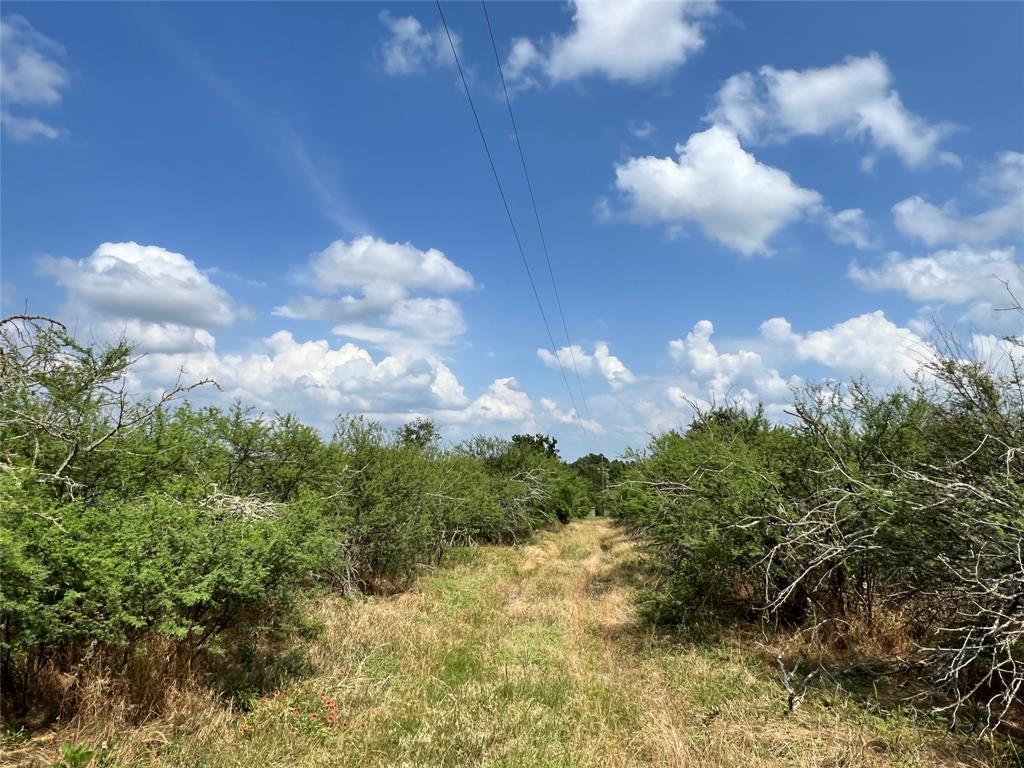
[298,235,473,299]
[628,119,656,140]
[38,242,238,331]
[436,376,533,425]
[669,320,799,403]
[537,341,636,390]
[276,236,475,351]
[505,0,716,88]
[760,311,934,382]
[91,320,217,355]
[892,152,1024,246]
[332,297,468,351]
[849,247,1023,331]
[707,53,955,169]
[850,247,1022,306]
[134,330,473,417]
[614,125,821,255]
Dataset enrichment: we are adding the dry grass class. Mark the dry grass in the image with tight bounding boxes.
[4,520,1015,767]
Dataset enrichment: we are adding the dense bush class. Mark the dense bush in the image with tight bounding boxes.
[0,482,335,705]
[612,332,1024,732]
[0,316,593,720]
[614,407,804,624]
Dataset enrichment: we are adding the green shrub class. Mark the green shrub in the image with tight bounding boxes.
[613,407,802,623]
[610,348,1024,731]
[0,472,336,697]
[0,317,589,721]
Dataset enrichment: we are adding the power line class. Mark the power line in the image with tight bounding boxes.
[434,0,592,448]
[479,0,595,433]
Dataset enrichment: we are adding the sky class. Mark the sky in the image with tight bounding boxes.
[2,1,1023,459]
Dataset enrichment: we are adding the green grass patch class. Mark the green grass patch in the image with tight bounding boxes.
[438,643,484,687]
[361,647,401,680]
[427,573,489,612]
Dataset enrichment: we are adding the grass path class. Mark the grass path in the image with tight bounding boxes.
[11,519,1009,767]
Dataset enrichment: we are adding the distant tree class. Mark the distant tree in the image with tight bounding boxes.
[398,417,441,449]
[571,452,627,516]
[511,433,559,459]
[687,403,769,439]
[333,414,387,453]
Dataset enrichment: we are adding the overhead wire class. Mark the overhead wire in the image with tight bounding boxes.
[434,0,593,449]
[479,0,595,433]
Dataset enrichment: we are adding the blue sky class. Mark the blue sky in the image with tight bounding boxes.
[3,1,1023,458]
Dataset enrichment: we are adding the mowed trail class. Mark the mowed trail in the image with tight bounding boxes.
[13,519,993,767]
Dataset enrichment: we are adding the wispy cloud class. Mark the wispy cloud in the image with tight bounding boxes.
[147,12,370,236]
[282,130,369,234]
[0,15,69,141]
